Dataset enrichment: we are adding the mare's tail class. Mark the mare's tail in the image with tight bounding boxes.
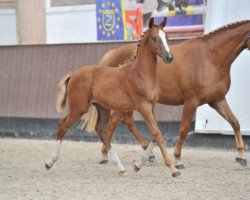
[78,105,98,132]
[56,72,72,113]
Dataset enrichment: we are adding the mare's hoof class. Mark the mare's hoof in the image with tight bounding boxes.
[99,160,109,165]
[148,155,156,164]
[119,170,126,176]
[236,157,247,167]
[172,171,181,177]
[175,164,185,169]
[45,163,51,170]
[134,164,140,172]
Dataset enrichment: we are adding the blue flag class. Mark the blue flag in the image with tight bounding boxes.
[96,0,126,40]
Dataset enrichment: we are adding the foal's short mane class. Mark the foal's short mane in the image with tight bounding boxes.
[129,32,145,62]
[200,20,250,39]
[124,25,163,64]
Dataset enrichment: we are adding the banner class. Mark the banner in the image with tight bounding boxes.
[96,0,127,40]
[151,0,207,39]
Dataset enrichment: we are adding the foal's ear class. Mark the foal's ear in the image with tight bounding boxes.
[148,17,154,28]
[160,17,167,28]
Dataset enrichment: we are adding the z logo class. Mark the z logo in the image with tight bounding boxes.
[102,9,115,31]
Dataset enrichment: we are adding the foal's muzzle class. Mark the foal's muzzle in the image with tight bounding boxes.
[163,52,174,63]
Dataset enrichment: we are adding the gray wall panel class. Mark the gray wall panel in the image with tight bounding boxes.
[0,41,184,121]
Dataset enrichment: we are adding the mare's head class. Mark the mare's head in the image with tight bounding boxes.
[147,17,173,63]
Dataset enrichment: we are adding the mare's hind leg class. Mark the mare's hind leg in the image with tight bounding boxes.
[135,103,180,177]
[174,100,198,169]
[45,111,84,170]
[210,98,247,167]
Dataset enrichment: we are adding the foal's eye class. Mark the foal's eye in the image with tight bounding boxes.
[152,37,157,42]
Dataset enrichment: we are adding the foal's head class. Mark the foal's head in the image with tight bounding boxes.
[147,17,173,63]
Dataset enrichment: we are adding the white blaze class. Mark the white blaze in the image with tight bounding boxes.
[159,30,170,53]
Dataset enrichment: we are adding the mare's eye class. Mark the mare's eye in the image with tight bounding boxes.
[152,37,157,42]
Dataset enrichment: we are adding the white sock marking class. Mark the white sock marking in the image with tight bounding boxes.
[135,141,155,169]
[108,148,125,172]
[46,140,61,168]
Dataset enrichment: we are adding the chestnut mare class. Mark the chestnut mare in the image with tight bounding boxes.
[96,20,250,169]
[45,18,181,177]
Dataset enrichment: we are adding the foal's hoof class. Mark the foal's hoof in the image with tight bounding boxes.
[148,155,156,164]
[118,170,126,176]
[45,163,51,170]
[134,164,140,172]
[99,160,109,165]
[172,171,181,177]
[236,157,247,167]
[175,164,185,169]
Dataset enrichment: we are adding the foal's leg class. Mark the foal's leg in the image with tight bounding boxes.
[45,111,83,170]
[99,110,153,164]
[95,105,125,173]
[174,101,198,169]
[209,98,247,167]
[95,104,112,164]
[135,103,180,177]
[122,111,149,150]
[100,110,123,164]
[122,112,156,163]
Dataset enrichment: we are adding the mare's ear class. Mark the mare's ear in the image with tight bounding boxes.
[160,17,167,28]
[148,17,154,28]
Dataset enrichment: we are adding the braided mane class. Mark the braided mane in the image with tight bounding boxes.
[120,32,145,64]
[200,20,250,39]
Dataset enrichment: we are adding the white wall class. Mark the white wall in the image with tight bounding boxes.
[46,4,97,44]
[0,2,97,45]
[195,0,250,135]
[0,9,17,45]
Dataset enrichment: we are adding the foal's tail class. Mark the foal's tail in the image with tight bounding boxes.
[56,72,72,113]
[56,72,98,133]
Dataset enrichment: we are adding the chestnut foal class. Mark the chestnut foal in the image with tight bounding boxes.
[45,17,181,177]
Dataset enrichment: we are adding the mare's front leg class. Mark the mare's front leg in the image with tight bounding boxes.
[210,98,247,167]
[135,103,180,177]
[174,100,198,169]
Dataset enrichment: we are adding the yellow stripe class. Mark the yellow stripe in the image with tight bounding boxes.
[121,0,127,40]
[186,6,195,15]
[167,10,176,16]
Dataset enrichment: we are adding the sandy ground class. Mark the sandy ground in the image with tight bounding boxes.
[0,138,250,200]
